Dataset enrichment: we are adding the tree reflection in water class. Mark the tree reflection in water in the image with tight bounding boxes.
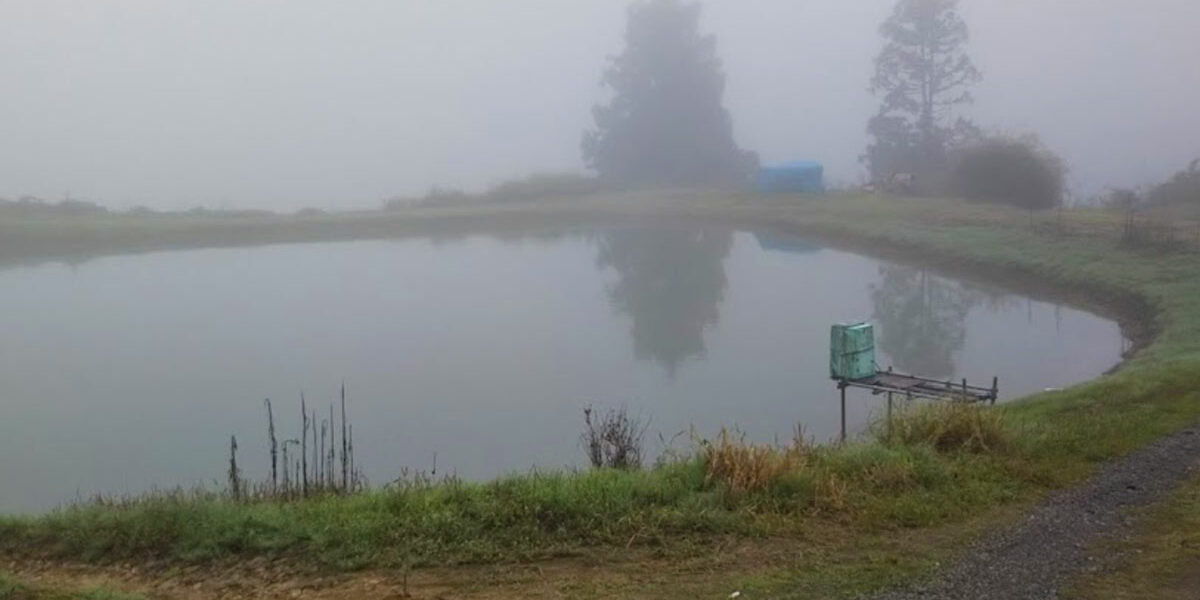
[871,265,1010,378]
[596,227,734,377]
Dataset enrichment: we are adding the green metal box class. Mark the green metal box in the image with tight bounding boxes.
[830,323,876,381]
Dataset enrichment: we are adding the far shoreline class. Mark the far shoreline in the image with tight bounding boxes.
[0,190,1149,369]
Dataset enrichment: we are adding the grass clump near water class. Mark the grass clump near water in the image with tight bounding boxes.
[0,404,1071,569]
[581,404,649,470]
[879,402,1011,454]
[701,428,810,494]
[0,462,727,569]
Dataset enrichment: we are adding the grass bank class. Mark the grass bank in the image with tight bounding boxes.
[1066,474,1200,599]
[2,193,1199,597]
[0,573,142,600]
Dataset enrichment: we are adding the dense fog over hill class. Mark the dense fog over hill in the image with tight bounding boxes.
[0,0,1196,210]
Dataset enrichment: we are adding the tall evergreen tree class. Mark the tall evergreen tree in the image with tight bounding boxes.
[583,0,756,186]
[865,0,981,184]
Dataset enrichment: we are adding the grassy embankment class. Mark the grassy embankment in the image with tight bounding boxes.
[0,572,143,600]
[1066,474,1200,600]
[2,193,1199,597]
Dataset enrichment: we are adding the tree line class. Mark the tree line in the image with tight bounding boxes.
[582,0,1196,211]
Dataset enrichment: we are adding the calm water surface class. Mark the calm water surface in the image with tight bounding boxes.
[0,226,1125,511]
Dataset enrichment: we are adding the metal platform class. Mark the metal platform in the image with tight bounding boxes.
[840,368,998,404]
[833,367,999,442]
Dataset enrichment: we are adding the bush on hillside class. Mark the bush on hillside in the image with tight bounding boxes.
[485,173,605,203]
[1148,159,1200,206]
[384,173,606,211]
[950,137,1065,210]
[1104,188,1143,212]
[0,196,109,217]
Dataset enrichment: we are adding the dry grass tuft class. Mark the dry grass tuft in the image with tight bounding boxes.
[881,402,1011,454]
[701,428,809,493]
[813,473,850,513]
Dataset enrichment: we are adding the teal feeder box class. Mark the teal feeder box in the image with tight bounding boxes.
[830,323,876,381]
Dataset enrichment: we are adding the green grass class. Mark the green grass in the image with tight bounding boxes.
[0,573,143,600]
[1066,475,1200,599]
[0,424,1034,570]
[2,193,1200,597]
[0,575,16,599]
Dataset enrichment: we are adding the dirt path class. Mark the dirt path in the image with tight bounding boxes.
[865,426,1200,600]
[5,558,518,599]
[5,542,773,600]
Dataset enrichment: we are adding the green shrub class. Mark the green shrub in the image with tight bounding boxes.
[485,173,605,203]
[950,136,1065,210]
[1148,159,1200,206]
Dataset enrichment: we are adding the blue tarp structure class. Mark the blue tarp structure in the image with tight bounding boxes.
[756,161,824,194]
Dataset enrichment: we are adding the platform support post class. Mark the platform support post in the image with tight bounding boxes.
[840,382,847,444]
[886,392,894,442]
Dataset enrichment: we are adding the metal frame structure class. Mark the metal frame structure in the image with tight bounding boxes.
[834,367,999,442]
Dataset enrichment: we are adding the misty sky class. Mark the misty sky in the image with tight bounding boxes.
[1,1,1197,211]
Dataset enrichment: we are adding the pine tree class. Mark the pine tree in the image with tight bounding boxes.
[583,0,756,187]
[865,0,981,184]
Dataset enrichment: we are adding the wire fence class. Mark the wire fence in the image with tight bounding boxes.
[1032,209,1200,253]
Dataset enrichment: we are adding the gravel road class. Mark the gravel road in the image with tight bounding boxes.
[866,426,1200,600]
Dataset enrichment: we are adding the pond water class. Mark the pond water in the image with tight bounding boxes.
[0,225,1126,511]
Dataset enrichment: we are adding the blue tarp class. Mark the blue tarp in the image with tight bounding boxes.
[757,161,824,194]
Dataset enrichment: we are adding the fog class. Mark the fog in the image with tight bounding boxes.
[1,0,1197,211]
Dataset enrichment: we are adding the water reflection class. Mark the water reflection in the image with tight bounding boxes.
[595,227,733,376]
[754,232,821,255]
[871,266,980,377]
[0,230,1126,511]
